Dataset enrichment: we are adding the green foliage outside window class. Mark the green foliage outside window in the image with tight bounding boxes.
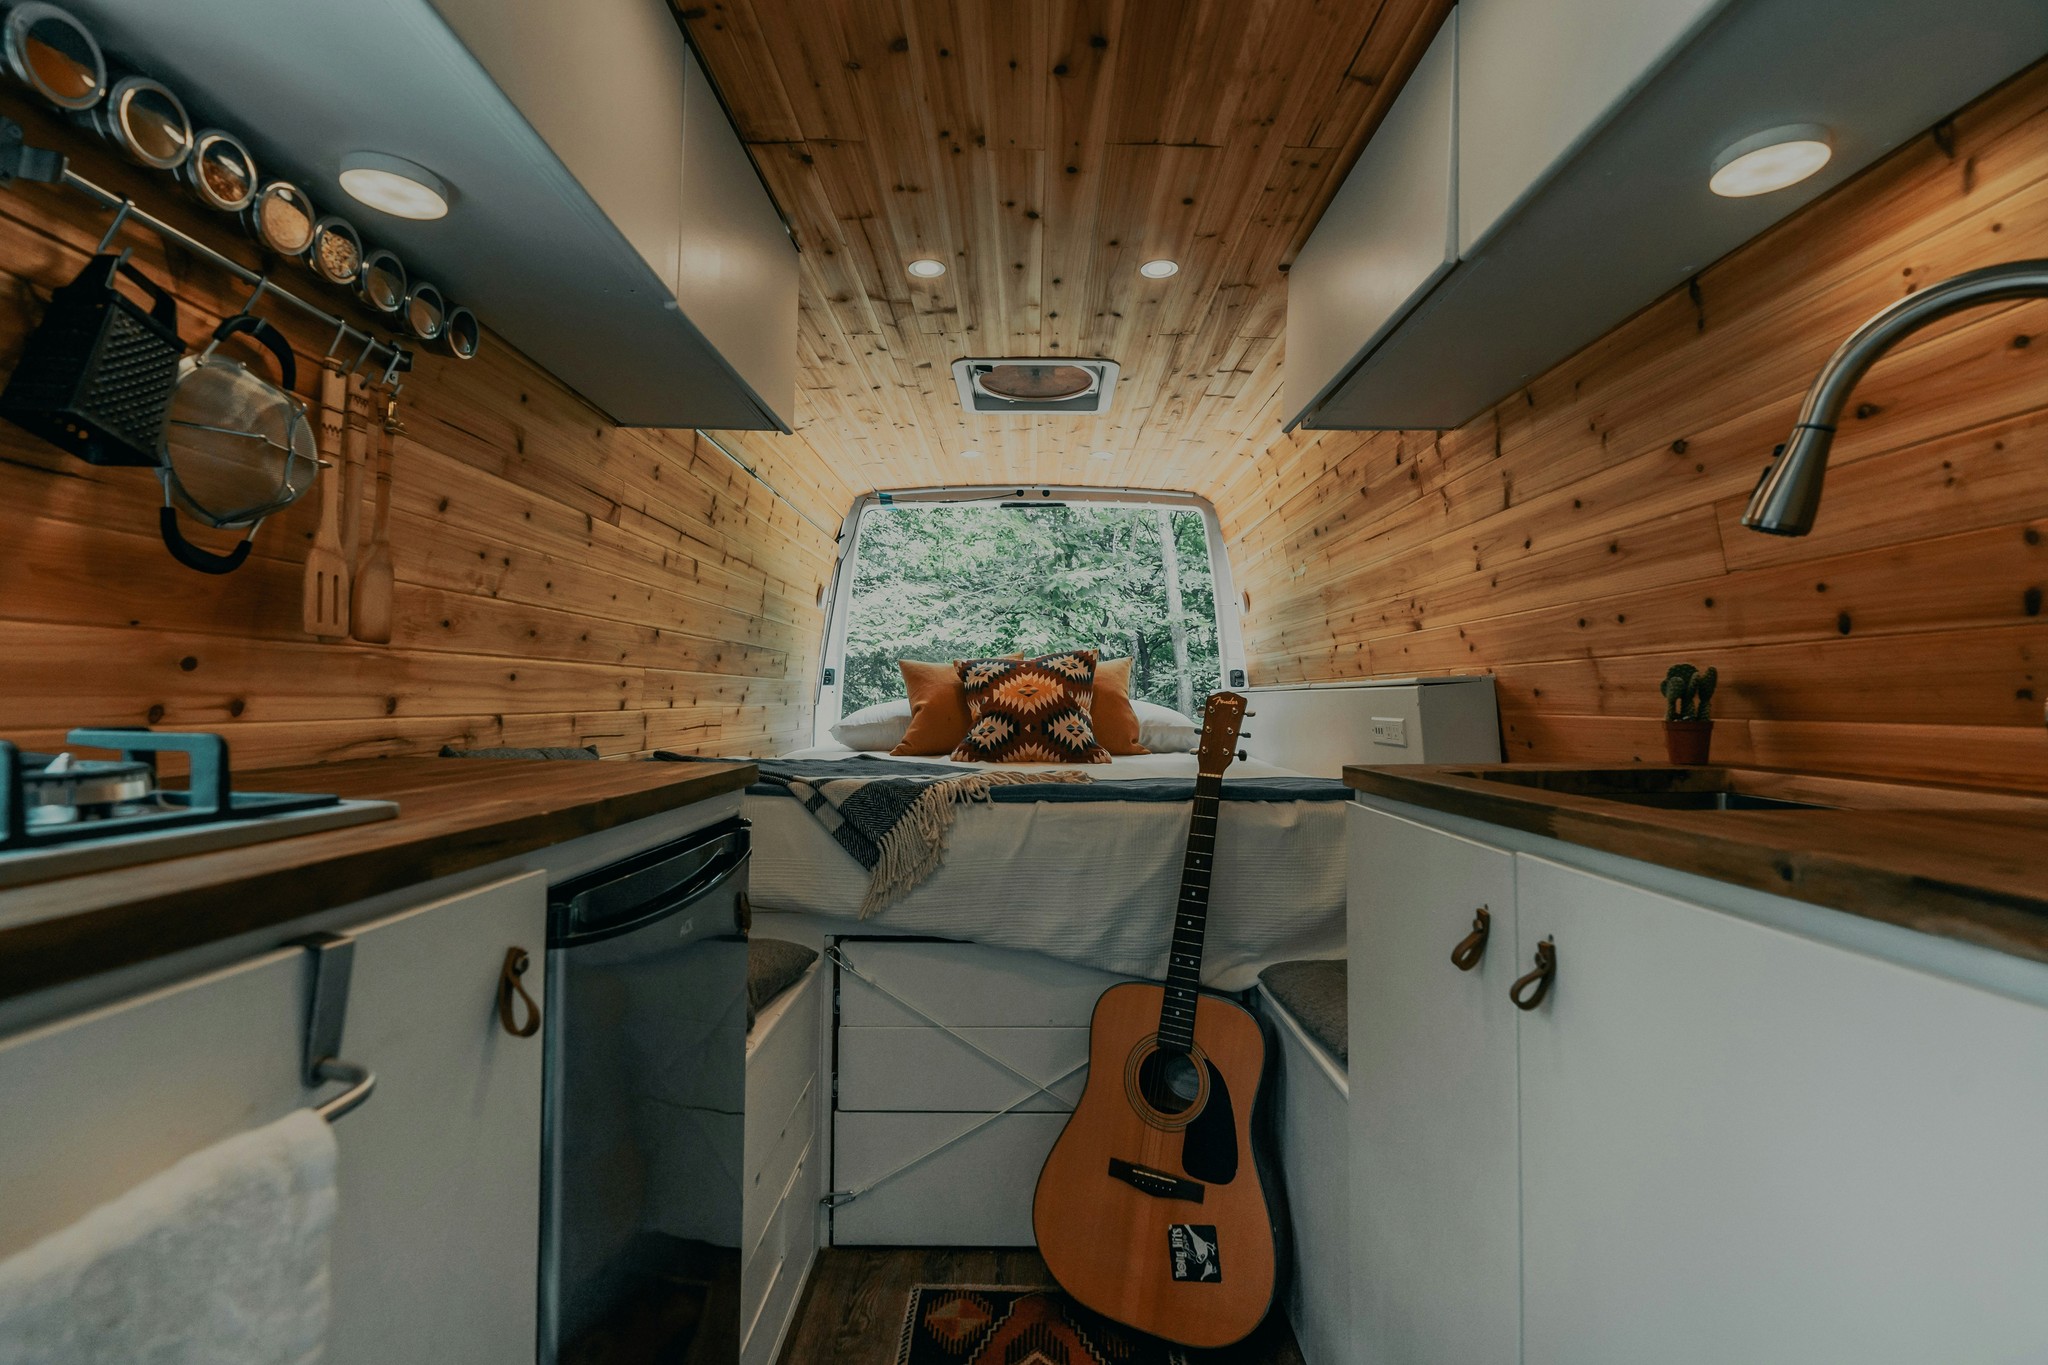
[839,504,1220,716]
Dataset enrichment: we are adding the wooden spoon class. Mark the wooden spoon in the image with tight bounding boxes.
[301,362,351,640]
[351,395,399,644]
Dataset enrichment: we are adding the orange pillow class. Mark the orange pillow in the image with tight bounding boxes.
[893,659,975,755]
[1092,657,1148,755]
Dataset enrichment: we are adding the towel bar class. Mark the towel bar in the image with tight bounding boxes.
[296,932,377,1124]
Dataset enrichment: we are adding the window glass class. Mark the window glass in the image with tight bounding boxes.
[840,503,1219,716]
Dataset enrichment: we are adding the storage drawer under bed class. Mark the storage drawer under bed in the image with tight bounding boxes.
[831,1111,1067,1246]
[829,940,1133,1245]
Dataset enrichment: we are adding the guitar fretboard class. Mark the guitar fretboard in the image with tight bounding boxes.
[1157,772,1223,1054]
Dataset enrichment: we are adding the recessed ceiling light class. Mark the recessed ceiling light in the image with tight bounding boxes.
[1138,259,1180,279]
[339,151,449,220]
[908,258,947,278]
[1709,125,1832,199]
[1091,449,1116,460]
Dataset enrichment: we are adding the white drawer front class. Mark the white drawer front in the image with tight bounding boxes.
[745,1074,814,1256]
[744,967,821,1180]
[831,1111,1069,1246]
[837,1025,1089,1113]
[837,939,1126,1029]
[741,1136,819,1365]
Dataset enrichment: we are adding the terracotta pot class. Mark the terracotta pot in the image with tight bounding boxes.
[1663,719,1714,765]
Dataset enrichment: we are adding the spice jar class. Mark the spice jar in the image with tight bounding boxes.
[356,248,405,316]
[306,215,362,287]
[441,305,480,360]
[401,280,445,341]
[180,129,257,213]
[2,2,104,111]
[246,181,315,257]
[90,75,189,170]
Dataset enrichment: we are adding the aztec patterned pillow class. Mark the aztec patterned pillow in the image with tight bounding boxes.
[950,650,1112,764]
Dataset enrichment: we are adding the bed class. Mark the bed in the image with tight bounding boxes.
[744,744,1347,990]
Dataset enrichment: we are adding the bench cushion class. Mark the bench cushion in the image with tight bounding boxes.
[748,937,819,1027]
[1259,958,1347,1066]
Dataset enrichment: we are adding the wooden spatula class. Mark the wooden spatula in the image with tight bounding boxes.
[352,395,399,644]
[301,362,351,640]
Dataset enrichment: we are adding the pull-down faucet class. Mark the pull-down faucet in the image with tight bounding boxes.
[1742,258,2048,735]
[1742,258,2048,535]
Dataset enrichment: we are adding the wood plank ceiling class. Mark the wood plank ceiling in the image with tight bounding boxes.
[678,0,1450,496]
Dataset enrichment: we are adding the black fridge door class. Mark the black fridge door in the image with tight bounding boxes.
[541,817,748,1365]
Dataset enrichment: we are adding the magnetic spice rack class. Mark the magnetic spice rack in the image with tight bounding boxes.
[0,117,412,386]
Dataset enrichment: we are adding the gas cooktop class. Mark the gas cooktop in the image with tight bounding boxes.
[0,728,397,889]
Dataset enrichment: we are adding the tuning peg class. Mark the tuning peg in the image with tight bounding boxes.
[1237,749,1248,761]
[1244,711,1257,718]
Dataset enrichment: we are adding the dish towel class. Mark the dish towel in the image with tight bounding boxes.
[0,1108,338,1365]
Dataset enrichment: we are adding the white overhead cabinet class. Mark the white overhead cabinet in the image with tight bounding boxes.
[426,0,798,428]
[1284,13,1459,427]
[1455,0,1724,256]
[1348,802,2048,1362]
[1289,0,2048,431]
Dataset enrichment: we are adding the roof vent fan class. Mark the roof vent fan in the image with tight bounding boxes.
[950,357,1121,414]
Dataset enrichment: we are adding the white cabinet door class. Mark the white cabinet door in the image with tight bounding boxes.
[1515,856,2048,1365]
[1284,13,1458,428]
[1349,804,1520,1365]
[0,947,309,1261]
[327,872,549,1365]
[1455,0,1725,255]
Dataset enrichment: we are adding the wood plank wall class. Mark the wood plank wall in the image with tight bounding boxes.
[1210,62,2048,792]
[0,94,854,769]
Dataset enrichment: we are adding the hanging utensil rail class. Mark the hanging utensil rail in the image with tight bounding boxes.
[51,158,412,385]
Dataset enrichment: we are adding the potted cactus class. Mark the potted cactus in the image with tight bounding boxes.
[1660,663,1718,764]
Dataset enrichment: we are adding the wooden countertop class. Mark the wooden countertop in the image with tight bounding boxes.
[0,757,756,1003]
[1344,764,2048,965]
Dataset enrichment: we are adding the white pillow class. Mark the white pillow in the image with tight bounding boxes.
[830,698,913,752]
[1133,701,1200,754]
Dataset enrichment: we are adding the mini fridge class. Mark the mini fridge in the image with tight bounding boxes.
[540,817,750,1364]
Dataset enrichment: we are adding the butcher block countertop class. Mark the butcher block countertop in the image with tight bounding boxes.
[0,757,756,1003]
[1345,764,2048,966]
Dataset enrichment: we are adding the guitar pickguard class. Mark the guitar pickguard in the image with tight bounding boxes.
[1181,1059,1239,1184]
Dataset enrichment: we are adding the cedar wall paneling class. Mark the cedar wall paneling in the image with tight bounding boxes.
[1210,61,2048,791]
[0,94,852,769]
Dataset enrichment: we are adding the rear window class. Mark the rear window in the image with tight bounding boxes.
[839,503,1219,715]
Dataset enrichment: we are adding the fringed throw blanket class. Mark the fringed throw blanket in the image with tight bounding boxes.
[750,759,1094,915]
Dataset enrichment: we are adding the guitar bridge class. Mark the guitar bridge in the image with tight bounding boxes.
[1108,1157,1205,1203]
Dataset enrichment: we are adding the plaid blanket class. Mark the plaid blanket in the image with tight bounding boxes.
[749,759,1093,916]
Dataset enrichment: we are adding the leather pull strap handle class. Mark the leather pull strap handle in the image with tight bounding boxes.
[497,946,541,1038]
[1450,906,1491,971]
[1510,938,1557,1012]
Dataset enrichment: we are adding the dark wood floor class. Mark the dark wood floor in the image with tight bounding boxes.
[775,1247,1305,1365]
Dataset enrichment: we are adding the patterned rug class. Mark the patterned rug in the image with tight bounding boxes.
[896,1285,1192,1365]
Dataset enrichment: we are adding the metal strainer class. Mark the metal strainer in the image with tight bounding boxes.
[156,312,317,574]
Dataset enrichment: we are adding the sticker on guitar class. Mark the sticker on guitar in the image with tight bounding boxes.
[1168,1224,1221,1283]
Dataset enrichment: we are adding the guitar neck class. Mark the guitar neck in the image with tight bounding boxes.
[1157,772,1223,1054]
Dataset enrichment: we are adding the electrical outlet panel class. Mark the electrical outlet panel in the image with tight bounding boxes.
[1370,716,1409,747]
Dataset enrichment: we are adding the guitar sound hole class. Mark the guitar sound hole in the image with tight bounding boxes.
[1140,1048,1204,1115]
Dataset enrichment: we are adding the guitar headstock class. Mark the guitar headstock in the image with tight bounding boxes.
[1195,691,1248,778]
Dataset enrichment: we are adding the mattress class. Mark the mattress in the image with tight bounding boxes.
[744,747,1345,990]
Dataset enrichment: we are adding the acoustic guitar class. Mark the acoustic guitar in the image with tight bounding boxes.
[1032,690,1279,1349]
